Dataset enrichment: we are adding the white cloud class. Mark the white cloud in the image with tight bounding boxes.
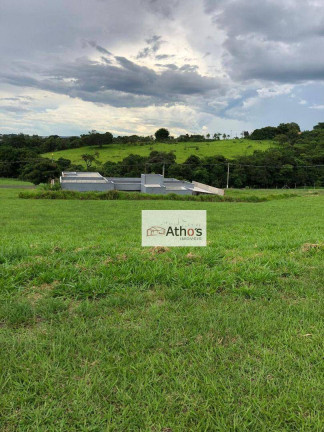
[309,104,324,110]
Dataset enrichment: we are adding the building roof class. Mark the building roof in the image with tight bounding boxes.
[62,171,102,178]
[61,179,109,183]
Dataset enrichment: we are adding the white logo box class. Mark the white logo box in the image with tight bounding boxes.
[142,210,206,247]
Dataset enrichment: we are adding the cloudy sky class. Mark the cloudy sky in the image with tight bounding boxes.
[0,0,323,136]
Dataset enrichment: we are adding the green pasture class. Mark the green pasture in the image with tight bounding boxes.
[0,178,33,186]
[0,186,323,431]
[43,139,274,165]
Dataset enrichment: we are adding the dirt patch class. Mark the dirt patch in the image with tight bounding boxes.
[74,245,100,253]
[25,280,59,303]
[103,256,113,265]
[74,264,88,271]
[74,247,85,253]
[116,253,127,261]
[149,246,170,255]
[186,252,199,260]
[52,246,64,253]
[301,243,323,252]
[230,256,245,264]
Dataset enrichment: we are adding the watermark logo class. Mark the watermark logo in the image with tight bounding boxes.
[147,226,166,236]
[142,210,206,247]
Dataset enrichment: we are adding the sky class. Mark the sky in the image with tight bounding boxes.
[0,0,323,136]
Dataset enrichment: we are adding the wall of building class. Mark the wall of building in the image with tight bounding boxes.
[165,181,193,190]
[61,183,114,192]
[113,182,141,191]
[141,185,166,194]
[141,174,164,186]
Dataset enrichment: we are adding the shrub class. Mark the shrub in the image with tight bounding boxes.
[19,190,297,203]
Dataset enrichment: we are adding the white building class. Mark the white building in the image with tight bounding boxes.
[60,172,224,196]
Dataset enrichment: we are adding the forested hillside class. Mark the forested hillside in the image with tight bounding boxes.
[0,123,323,187]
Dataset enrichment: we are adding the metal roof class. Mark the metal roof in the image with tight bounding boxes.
[61,179,109,183]
[62,172,102,178]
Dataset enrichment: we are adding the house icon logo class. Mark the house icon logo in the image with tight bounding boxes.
[146,226,166,237]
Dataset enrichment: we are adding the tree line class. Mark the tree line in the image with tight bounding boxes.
[0,127,248,155]
[0,122,323,187]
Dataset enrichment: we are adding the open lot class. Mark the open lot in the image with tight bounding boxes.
[0,186,323,431]
[43,139,274,165]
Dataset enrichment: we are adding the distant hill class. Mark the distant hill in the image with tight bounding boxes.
[43,139,274,166]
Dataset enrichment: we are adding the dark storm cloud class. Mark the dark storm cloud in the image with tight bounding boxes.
[144,0,179,18]
[86,40,112,56]
[155,64,179,70]
[155,54,175,60]
[1,55,225,108]
[155,63,199,72]
[137,35,163,59]
[205,0,324,83]
[214,0,324,42]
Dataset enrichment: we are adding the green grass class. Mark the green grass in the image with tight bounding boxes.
[0,178,33,186]
[0,188,323,431]
[43,139,274,165]
[226,187,324,198]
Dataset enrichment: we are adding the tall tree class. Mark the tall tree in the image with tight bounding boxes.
[155,128,170,141]
[20,160,60,185]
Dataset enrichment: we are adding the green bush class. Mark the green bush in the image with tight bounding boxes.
[39,182,62,191]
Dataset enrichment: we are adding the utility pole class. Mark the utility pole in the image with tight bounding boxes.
[162,163,165,177]
[226,163,230,189]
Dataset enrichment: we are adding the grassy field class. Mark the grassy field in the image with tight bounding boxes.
[0,178,33,186]
[0,186,323,431]
[43,139,274,165]
[226,187,323,197]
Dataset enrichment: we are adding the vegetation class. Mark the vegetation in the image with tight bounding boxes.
[18,189,299,203]
[250,122,300,140]
[0,186,323,430]
[81,152,100,169]
[0,122,323,187]
[154,127,170,141]
[81,130,113,148]
[19,160,60,185]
